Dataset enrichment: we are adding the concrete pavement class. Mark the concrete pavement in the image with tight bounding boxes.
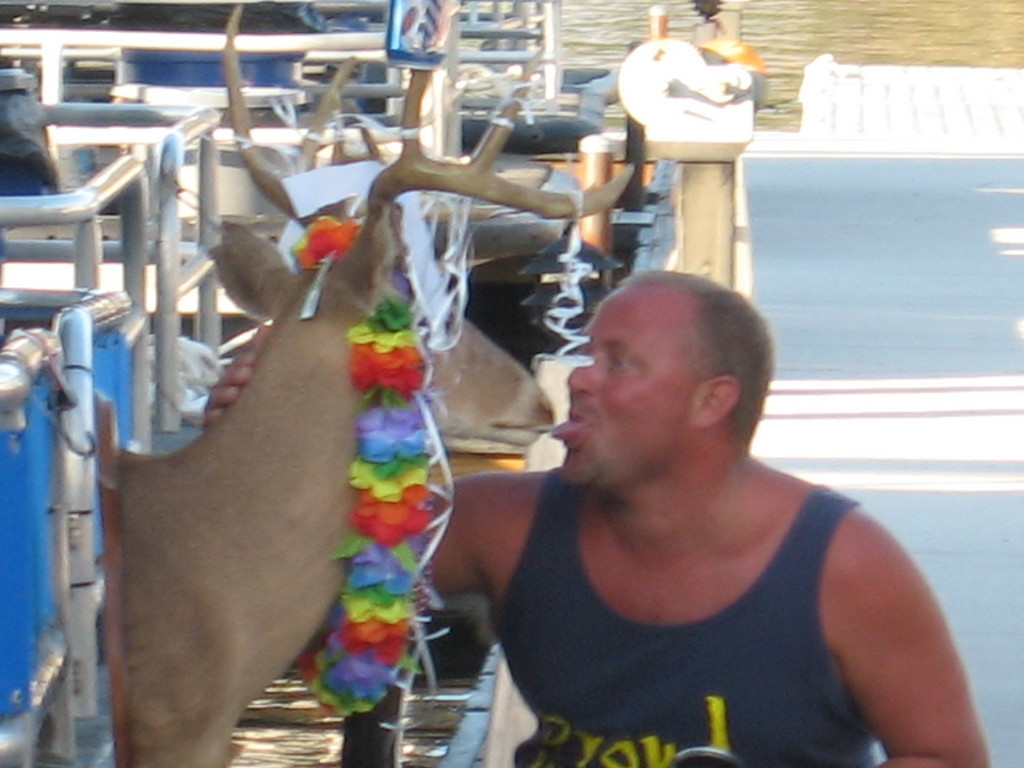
[746,156,1024,768]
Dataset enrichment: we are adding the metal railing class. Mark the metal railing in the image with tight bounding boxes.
[0,26,387,104]
[1,101,222,443]
[0,289,131,768]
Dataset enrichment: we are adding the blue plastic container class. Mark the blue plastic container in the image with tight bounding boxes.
[0,378,57,716]
[93,331,134,446]
[123,49,301,88]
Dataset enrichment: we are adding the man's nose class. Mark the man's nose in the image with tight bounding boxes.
[567,358,595,392]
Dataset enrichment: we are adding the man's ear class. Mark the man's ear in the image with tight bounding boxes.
[690,375,741,430]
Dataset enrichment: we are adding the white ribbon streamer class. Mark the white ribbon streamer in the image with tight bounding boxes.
[542,192,592,355]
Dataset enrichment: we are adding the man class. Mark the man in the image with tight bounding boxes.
[208,271,988,768]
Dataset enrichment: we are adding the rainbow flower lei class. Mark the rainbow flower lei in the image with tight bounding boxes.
[291,210,448,716]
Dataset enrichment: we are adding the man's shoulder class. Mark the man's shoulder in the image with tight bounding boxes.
[821,505,931,638]
[455,469,551,507]
[441,470,553,601]
[454,470,551,549]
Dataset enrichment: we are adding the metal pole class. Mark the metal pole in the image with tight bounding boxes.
[541,0,562,105]
[196,133,221,351]
[120,170,152,451]
[55,306,99,719]
[38,39,63,104]
[578,134,614,253]
[154,137,182,433]
[73,218,102,289]
[648,4,669,40]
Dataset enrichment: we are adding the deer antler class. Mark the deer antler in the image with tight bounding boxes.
[226,3,631,225]
[369,71,633,217]
[224,6,360,218]
[299,59,361,169]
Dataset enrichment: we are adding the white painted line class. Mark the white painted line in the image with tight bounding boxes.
[777,469,1024,493]
[753,376,1024,463]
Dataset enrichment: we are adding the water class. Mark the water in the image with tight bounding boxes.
[559,0,1024,129]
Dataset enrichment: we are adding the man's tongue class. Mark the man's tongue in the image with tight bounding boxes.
[551,418,588,446]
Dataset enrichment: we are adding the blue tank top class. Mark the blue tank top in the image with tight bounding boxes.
[498,473,878,768]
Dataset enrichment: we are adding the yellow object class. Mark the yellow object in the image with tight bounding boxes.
[706,694,732,750]
[699,38,767,74]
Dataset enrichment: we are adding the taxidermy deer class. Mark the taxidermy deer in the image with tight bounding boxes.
[100,7,631,768]
[220,14,562,450]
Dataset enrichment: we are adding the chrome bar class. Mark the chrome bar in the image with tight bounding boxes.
[0,712,37,768]
[0,28,384,53]
[154,135,184,433]
[0,155,145,227]
[1,102,222,441]
[0,329,60,432]
[119,174,153,451]
[53,296,128,719]
[196,132,221,351]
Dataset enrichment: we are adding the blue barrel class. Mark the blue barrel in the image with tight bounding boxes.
[123,49,301,88]
[93,330,134,447]
[0,377,57,716]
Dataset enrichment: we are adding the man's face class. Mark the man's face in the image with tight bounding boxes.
[554,284,709,491]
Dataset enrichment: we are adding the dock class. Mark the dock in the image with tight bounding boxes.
[749,56,1024,158]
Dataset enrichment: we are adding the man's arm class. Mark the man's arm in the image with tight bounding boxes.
[431,471,546,606]
[823,510,989,768]
[203,339,544,608]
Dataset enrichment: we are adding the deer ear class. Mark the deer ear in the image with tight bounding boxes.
[212,221,302,320]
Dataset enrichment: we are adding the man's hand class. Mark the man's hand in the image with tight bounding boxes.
[204,327,267,427]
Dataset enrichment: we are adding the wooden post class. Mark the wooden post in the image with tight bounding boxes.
[341,687,403,767]
[648,4,669,40]
[622,95,647,211]
[717,1,748,38]
[578,134,614,253]
[676,162,735,287]
[671,0,750,288]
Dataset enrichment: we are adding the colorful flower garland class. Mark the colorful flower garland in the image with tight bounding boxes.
[293,215,362,271]
[292,215,436,714]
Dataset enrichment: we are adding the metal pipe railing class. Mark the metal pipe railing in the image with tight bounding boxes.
[0,288,131,767]
[0,28,386,104]
[0,328,60,432]
[0,154,142,228]
[0,102,222,444]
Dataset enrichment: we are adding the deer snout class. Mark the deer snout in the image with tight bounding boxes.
[431,322,554,450]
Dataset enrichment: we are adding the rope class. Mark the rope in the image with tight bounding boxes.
[147,336,223,427]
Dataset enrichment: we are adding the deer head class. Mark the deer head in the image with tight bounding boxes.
[101,8,631,768]
[222,9,595,449]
